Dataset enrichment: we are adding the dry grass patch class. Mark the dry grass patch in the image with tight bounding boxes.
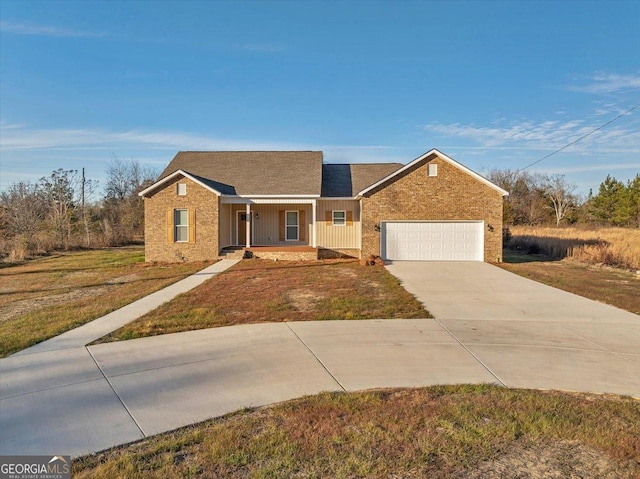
[72,385,640,479]
[100,259,429,342]
[0,247,213,356]
[507,226,640,270]
[500,251,640,314]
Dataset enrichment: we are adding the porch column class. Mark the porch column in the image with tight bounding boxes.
[312,199,317,247]
[245,203,251,248]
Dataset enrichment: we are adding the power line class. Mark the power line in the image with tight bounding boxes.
[513,102,640,175]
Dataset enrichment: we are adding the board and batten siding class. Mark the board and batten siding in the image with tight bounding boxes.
[316,200,360,249]
[230,204,312,246]
[219,203,232,248]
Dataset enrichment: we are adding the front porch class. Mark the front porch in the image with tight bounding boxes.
[219,245,318,261]
[220,199,317,250]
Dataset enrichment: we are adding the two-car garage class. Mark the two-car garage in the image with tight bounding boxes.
[381,221,484,261]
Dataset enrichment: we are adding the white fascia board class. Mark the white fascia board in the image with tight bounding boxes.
[317,197,358,201]
[250,198,316,204]
[138,169,222,197]
[232,194,320,198]
[356,149,509,197]
[221,197,316,204]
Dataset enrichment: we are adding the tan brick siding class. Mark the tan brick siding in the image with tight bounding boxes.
[361,157,504,262]
[144,175,220,262]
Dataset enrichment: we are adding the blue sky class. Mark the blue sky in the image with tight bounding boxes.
[1,0,638,196]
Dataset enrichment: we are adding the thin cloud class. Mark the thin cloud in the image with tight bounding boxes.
[569,73,640,94]
[0,20,105,38]
[0,125,299,151]
[0,124,420,167]
[422,111,640,154]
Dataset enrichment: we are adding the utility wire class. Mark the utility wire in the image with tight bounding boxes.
[512,102,640,175]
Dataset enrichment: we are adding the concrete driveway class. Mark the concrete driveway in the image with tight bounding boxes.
[1,261,638,458]
[386,261,640,394]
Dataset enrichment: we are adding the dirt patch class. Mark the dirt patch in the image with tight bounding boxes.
[337,267,358,278]
[463,441,637,479]
[0,286,111,323]
[105,273,140,285]
[287,288,324,312]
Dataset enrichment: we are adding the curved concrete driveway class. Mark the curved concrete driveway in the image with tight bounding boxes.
[385,261,640,393]
[1,262,638,457]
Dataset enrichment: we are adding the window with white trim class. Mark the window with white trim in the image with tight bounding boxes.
[174,209,189,242]
[285,210,299,241]
[177,183,187,195]
[332,210,346,226]
[427,164,438,177]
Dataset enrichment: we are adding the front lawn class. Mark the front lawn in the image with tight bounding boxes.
[0,247,213,356]
[99,259,430,342]
[73,385,640,479]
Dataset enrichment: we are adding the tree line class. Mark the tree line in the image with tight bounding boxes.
[488,170,640,228]
[0,158,157,261]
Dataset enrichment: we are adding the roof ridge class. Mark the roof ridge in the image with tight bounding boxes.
[323,162,404,166]
[177,150,322,153]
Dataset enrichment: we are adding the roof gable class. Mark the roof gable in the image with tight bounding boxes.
[356,149,509,197]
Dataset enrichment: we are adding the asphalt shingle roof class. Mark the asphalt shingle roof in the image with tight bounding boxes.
[158,151,403,197]
[321,163,403,197]
[159,151,324,196]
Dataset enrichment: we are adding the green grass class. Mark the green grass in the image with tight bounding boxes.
[72,385,640,478]
[97,259,429,343]
[0,247,213,356]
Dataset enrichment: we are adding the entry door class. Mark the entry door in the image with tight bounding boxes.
[237,212,252,245]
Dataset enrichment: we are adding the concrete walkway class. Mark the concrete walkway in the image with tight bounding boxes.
[1,261,638,457]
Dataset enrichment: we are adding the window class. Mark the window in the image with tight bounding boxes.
[177,183,187,195]
[174,209,189,242]
[428,164,438,177]
[332,210,346,226]
[285,210,299,241]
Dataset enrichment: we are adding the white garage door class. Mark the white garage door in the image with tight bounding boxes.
[382,221,484,261]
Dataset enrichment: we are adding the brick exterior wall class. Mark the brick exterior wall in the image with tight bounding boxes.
[361,157,504,263]
[144,175,220,262]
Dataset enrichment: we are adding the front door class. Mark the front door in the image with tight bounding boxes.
[237,212,252,245]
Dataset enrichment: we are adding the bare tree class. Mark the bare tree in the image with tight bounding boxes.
[0,181,47,248]
[38,169,82,249]
[103,157,158,244]
[542,174,577,227]
[488,169,551,226]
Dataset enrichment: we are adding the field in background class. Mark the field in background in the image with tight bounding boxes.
[507,226,640,271]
